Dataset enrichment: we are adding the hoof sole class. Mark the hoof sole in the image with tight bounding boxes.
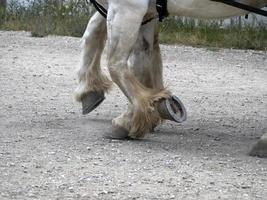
[82,91,105,115]
[104,125,130,140]
[158,95,187,123]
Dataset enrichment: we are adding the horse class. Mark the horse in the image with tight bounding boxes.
[74,0,267,156]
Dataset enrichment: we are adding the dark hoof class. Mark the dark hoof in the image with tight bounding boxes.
[158,95,187,123]
[104,125,130,140]
[249,133,267,158]
[82,91,105,115]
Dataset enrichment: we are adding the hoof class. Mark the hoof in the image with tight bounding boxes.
[249,133,267,158]
[104,125,130,140]
[158,95,187,123]
[82,91,105,115]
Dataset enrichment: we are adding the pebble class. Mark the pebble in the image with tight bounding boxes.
[9,163,16,167]
[68,187,74,193]
[241,185,251,189]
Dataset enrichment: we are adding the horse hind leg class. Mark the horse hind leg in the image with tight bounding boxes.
[74,12,112,114]
[150,22,187,123]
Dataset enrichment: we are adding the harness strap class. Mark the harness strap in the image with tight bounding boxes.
[211,0,267,17]
[89,0,107,18]
[156,0,169,22]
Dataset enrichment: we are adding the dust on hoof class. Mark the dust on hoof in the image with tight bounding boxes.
[82,91,105,115]
[158,95,187,123]
[104,125,130,140]
[249,133,267,158]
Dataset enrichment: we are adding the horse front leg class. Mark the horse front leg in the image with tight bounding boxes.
[106,0,171,139]
[127,18,186,133]
[150,21,164,90]
[128,17,163,90]
[125,19,164,133]
[74,12,112,114]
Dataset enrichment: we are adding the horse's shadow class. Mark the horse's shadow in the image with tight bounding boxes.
[143,119,266,157]
[48,114,266,157]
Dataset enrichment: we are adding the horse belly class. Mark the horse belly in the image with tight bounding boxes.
[167,0,266,19]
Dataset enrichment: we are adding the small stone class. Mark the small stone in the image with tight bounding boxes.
[28,193,37,198]
[241,185,251,189]
[99,190,108,195]
[68,187,74,193]
[35,165,42,169]
[157,179,164,183]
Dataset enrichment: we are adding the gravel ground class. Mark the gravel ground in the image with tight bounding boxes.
[0,31,267,200]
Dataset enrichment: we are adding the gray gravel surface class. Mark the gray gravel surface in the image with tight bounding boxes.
[0,31,267,200]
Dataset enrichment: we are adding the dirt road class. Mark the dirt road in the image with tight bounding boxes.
[0,31,267,200]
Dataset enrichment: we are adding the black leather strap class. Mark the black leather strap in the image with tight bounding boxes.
[211,0,267,17]
[156,0,169,22]
[89,0,107,18]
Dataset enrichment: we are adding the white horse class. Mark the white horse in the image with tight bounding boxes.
[74,0,267,154]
